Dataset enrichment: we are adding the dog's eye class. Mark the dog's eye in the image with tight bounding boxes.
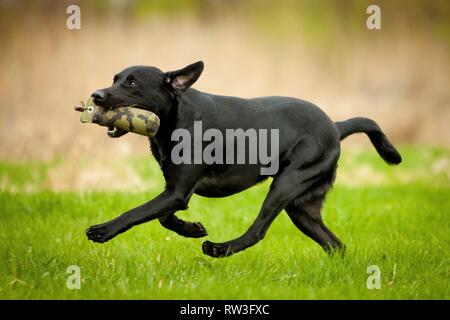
[127,79,137,87]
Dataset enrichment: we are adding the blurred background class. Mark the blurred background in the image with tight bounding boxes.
[0,0,449,191]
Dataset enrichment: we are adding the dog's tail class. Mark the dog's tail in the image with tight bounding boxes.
[335,117,402,165]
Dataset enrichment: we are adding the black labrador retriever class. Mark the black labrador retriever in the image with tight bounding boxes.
[86,61,401,258]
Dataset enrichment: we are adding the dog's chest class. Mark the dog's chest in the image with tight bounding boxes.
[148,137,165,166]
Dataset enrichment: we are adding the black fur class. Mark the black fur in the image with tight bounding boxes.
[335,117,401,164]
[85,61,401,258]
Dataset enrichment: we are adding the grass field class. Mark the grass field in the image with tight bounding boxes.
[0,147,449,299]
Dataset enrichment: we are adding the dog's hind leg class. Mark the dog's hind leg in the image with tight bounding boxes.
[285,195,344,254]
[159,214,207,238]
[202,147,340,258]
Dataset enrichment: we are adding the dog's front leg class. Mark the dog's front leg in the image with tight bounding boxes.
[86,190,188,243]
[86,164,203,243]
[159,214,208,238]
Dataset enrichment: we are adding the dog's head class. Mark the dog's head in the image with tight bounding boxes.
[91,61,204,118]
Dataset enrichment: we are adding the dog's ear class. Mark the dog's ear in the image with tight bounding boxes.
[164,61,204,95]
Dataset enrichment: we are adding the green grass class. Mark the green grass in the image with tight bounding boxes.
[0,146,449,299]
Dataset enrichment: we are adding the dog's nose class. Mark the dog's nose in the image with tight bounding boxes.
[91,90,106,102]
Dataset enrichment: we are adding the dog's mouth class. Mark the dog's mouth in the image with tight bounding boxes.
[106,125,115,134]
[75,97,149,112]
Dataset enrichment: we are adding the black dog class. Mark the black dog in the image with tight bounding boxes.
[86,61,401,258]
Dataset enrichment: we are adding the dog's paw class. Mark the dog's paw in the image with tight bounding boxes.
[86,223,117,243]
[202,241,233,258]
[181,222,208,238]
